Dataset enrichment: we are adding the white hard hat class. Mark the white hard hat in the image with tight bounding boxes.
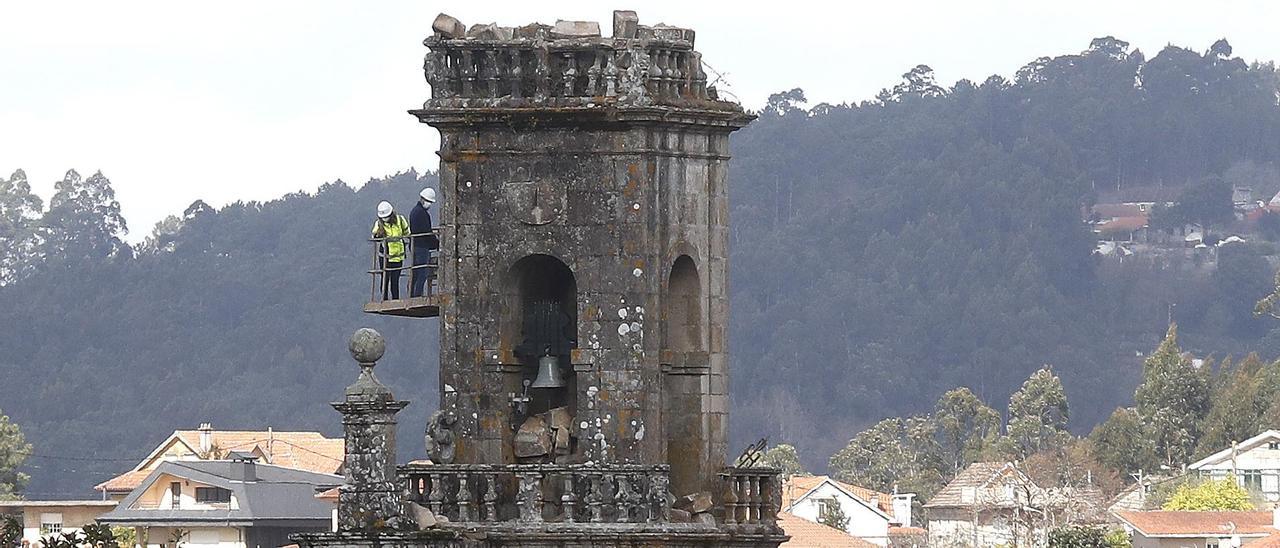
[376,201,393,219]
[420,187,437,203]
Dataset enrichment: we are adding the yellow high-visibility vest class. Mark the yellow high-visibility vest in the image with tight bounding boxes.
[372,214,411,262]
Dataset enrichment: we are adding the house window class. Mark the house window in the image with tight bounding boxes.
[195,487,232,503]
[1208,539,1221,548]
[1269,441,1279,450]
[170,481,181,507]
[1243,471,1263,492]
[39,513,62,535]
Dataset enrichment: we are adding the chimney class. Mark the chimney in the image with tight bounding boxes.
[198,423,213,454]
[892,494,915,528]
[231,453,258,482]
[1273,504,1280,529]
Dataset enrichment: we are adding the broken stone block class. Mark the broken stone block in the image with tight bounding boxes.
[669,508,691,523]
[550,20,601,39]
[514,415,551,458]
[612,11,639,39]
[553,426,571,454]
[514,23,550,39]
[547,406,572,430]
[409,502,437,529]
[692,511,716,526]
[651,24,694,44]
[674,491,713,514]
[466,23,511,41]
[432,13,466,39]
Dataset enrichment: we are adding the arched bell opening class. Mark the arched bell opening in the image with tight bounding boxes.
[663,254,704,353]
[501,254,578,462]
[662,254,706,497]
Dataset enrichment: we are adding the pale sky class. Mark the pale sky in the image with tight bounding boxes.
[3,0,1279,242]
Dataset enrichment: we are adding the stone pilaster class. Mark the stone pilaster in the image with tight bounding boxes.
[333,328,410,531]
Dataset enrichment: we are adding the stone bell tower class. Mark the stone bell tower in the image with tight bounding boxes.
[416,10,745,499]
[298,10,785,548]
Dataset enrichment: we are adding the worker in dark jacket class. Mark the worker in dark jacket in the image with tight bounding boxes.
[409,187,440,297]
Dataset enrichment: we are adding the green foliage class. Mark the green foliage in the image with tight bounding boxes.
[1088,407,1156,478]
[109,526,136,548]
[1162,476,1253,510]
[39,524,117,548]
[1006,367,1070,458]
[1197,354,1265,456]
[1103,528,1132,548]
[0,410,30,500]
[754,444,808,476]
[1048,525,1115,548]
[934,387,1001,476]
[829,416,945,499]
[1,514,20,548]
[816,498,850,531]
[1134,325,1210,467]
[40,170,129,264]
[0,170,44,285]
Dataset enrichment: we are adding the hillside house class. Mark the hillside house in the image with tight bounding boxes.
[0,500,118,546]
[1114,509,1280,547]
[95,424,343,500]
[780,475,915,546]
[1189,430,1280,502]
[97,455,340,548]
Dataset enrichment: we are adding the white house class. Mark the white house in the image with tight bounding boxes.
[1189,430,1280,502]
[780,475,916,547]
[0,500,118,545]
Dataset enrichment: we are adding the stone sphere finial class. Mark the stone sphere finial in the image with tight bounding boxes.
[349,328,386,365]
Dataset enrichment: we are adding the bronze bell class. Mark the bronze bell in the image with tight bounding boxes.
[530,351,566,389]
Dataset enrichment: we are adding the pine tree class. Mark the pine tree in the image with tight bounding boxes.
[41,169,129,264]
[1089,407,1157,477]
[934,387,1001,476]
[1135,325,1210,467]
[1197,354,1264,456]
[1007,367,1070,458]
[0,410,31,500]
[0,170,44,284]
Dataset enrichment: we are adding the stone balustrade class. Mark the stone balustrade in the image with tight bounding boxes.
[422,13,726,109]
[719,467,782,527]
[401,463,672,525]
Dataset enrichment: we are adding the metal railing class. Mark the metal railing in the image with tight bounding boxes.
[367,231,439,304]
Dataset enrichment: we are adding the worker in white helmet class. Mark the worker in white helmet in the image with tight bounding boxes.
[409,187,440,297]
[372,200,410,300]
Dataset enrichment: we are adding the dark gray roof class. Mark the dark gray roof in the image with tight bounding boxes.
[98,460,341,526]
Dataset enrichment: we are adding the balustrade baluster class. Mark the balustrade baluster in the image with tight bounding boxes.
[586,473,604,523]
[457,473,473,522]
[517,471,544,522]
[534,50,550,99]
[560,52,577,96]
[484,50,500,98]
[460,50,476,96]
[587,52,602,96]
[722,475,738,525]
[647,471,670,523]
[483,471,498,521]
[508,50,523,98]
[561,472,578,523]
[750,475,763,523]
[604,52,618,97]
[427,472,445,515]
[613,474,630,523]
[739,475,752,524]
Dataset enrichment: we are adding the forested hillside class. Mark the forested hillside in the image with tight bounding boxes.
[4,37,1280,496]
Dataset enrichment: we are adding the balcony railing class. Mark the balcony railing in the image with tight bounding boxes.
[399,463,782,530]
[365,231,440,318]
[401,463,669,525]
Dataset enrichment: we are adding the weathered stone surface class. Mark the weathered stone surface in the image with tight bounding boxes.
[550,20,601,38]
[348,328,385,364]
[466,23,511,40]
[612,10,638,39]
[514,415,551,458]
[675,491,713,514]
[693,511,717,526]
[669,508,691,523]
[431,13,466,39]
[408,502,437,529]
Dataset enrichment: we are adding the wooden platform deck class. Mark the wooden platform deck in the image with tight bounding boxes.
[363,296,441,318]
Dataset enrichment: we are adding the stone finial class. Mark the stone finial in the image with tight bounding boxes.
[613,11,639,39]
[345,328,393,400]
[349,327,386,365]
[432,13,466,39]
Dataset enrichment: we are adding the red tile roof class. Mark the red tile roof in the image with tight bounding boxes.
[1114,510,1275,537]
[778,512,877,548]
